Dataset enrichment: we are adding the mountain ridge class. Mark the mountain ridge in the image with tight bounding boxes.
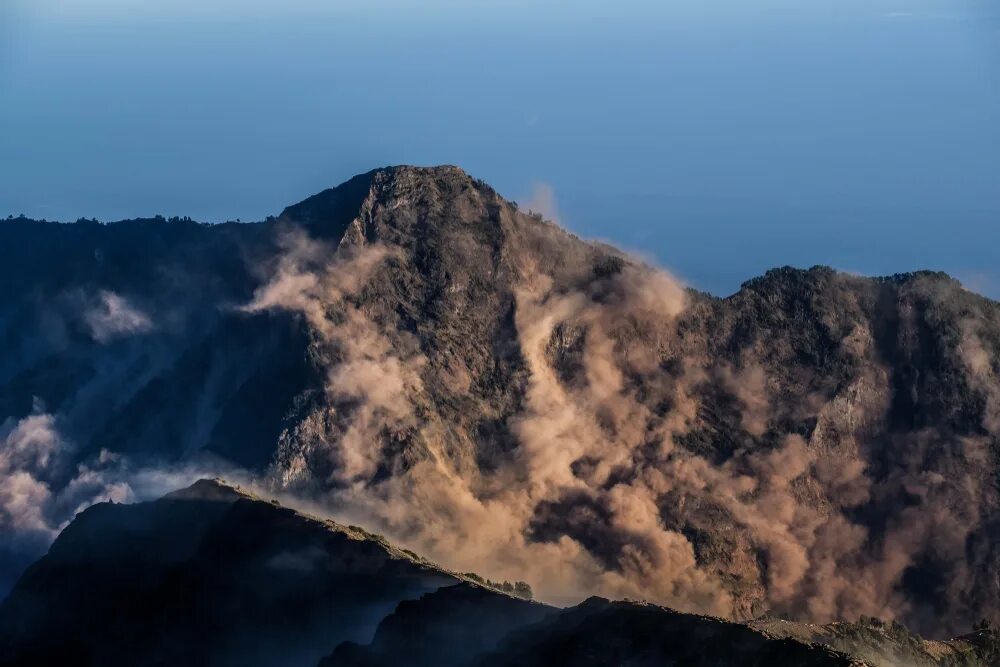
[3,165,982,306]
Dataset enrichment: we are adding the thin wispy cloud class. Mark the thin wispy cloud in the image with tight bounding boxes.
[519,182,561,225]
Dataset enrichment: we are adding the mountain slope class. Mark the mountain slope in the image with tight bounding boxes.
[1,166,999,635]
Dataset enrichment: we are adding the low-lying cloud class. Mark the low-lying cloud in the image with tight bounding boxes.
[0,408,237,571]
[84,290,153,343]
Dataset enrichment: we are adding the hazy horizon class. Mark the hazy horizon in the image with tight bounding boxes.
[2,0,998,297]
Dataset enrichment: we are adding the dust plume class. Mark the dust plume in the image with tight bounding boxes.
[519,183,561,225]
[243,228,425,487]
[244,223,1000,635]
[83,290,153,343]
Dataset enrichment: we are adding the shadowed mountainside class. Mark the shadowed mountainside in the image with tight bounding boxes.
[0,479,459,667]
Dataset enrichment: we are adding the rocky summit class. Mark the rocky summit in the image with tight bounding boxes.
[1,166,999,642]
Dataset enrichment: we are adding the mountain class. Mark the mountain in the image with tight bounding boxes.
[2,480,997,667]
[1,165,999,637]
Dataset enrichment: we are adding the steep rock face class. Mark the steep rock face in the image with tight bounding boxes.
[668,267,1000,628]
[0,216,308,466]
[2,166,999,635]
[0,479,458,667]
[268,166,616,483]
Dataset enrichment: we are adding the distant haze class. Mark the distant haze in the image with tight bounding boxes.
[1,0,998,297]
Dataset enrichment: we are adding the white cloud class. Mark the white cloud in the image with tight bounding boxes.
[0,413,66,537]
[84,290,152,343]
[0,411,234,551]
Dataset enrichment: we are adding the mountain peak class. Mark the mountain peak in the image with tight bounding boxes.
[276,164,493,242]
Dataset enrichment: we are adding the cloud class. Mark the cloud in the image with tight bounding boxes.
[246,224,1000,635]
[0,412,68,539]
[719,364,771,437]
[519,183,561,226]
[244,229,425,486]
[957,271,1000,300]
[0,410,237,562]
[958,318,1000,434]
[251,228,737,613]
[84,290,153,343]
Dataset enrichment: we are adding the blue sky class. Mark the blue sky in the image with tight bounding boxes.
[1,0,998,296]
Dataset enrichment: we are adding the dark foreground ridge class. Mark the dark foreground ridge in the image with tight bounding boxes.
[1,480,998,667]
[0,479,458,667]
